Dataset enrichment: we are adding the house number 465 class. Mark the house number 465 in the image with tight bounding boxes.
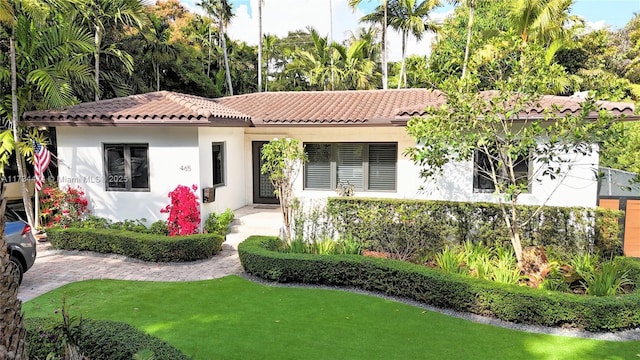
[180,165,192,172]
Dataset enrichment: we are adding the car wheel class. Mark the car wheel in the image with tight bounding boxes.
[9,256,24,286]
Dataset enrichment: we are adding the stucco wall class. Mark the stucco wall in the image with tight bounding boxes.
[244,126,599,208]
[198,127,246,224]
[56,127,201,223]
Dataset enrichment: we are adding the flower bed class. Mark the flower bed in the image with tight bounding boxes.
[238,235,640,332]
[48,227,224,262]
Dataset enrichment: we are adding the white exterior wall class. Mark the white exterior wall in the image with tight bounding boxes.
[56,127,201,223]
[244,126,599,208]
[197,127,246,224]
[56,124,599,225]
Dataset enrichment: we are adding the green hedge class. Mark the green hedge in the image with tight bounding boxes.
[239,236,640,332]
[26,317,189,360]
[48,227,224,262]
[326,197,624,259]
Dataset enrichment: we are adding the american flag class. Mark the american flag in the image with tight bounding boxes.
[34,140,51,191]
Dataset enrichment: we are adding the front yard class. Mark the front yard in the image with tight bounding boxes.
[23,276,639,359]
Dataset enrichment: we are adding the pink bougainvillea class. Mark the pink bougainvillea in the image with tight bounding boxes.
[160,184,201,236]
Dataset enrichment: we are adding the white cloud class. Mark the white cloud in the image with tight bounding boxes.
[180,0,451,62]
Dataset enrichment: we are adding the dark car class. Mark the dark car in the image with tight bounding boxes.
[5,207,37,285]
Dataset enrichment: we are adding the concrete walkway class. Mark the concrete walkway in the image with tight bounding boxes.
[18,206,282,302]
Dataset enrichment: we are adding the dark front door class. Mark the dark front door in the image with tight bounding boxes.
[252,141,279,204]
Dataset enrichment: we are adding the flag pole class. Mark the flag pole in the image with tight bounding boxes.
[34,183,39,230]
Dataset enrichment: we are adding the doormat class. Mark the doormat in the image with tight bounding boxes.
[253,205,279,209]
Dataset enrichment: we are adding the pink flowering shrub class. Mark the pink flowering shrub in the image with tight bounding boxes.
[160,184,201,236]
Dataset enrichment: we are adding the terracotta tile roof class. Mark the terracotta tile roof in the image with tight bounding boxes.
[215,89,444,125]
[22,89,637,128]
[395,91,637,121]
[22,91,252,127]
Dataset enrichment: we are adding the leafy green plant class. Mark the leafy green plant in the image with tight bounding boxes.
[313,238,338,255]
[435,247,466,275]
[491,247,521,285]
[338,235,363,255]
[571,253,600,283]
[204,209,235,236]
[284,239,310,254]
[540,263,571,293]
[75,215,112,229]
[110,218,148,233]
[584,260,632,297]
[148,221,169,236]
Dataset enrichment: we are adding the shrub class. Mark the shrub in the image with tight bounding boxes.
[110,218,149,233]
[238,236,640,332]
[161,185,201,236]
[47,227,223,262]
[149,220,169,236]
[40,185,90,228]
[204,209,235,236]
[327,198,624,261]
[25,317,189,360]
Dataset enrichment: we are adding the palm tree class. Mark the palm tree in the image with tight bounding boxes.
[0,2,92,357]
[333,40,378,90]
[448,0,490,78]
[287,27,336,90]
[510,0,575,45]
[348,0,389,89]
[262,33,278,91]
[199,0,234,95]
[380,0,441,88]
[143,14,178,91]
[78,0,146,101]
[0,8,25,356]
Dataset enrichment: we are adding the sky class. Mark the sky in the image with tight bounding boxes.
[179,0,640,61]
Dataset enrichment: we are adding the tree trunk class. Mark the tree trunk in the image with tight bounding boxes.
[10,34,35,229]
[207,25,212,78]
[397,31,407,89]
[382,0,388,90]
[461,2,474,79]
[0,183,28,360]
[94,26,100,101]
[257,0,262,92]
[155,63,160,91]
[220,22,233,96]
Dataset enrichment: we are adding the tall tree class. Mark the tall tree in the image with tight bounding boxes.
[142,13,178,91]
[287,27,336,90]
[385,0,441,88]
[79,0,146,101]
[348,0,389,89]
[406,39,620,264]
[199,0,234,95]
[447,0,490,78]
[509,0,575,45]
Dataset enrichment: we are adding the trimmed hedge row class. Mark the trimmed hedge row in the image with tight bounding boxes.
[326,197,624,259]
[48,227,224,262]
[26,317,189,360]
[238,236,640,332]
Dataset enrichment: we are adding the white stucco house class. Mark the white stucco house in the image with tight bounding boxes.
[22,89,637,225]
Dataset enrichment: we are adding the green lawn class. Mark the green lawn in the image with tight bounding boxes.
[23,276,640,360]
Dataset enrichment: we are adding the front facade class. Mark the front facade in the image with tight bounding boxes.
[23,90,637,225]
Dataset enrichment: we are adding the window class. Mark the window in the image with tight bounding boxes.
[212,142,225,187]
[304,143,397,191]
[103,144,149,191]
[473,146,530,193]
